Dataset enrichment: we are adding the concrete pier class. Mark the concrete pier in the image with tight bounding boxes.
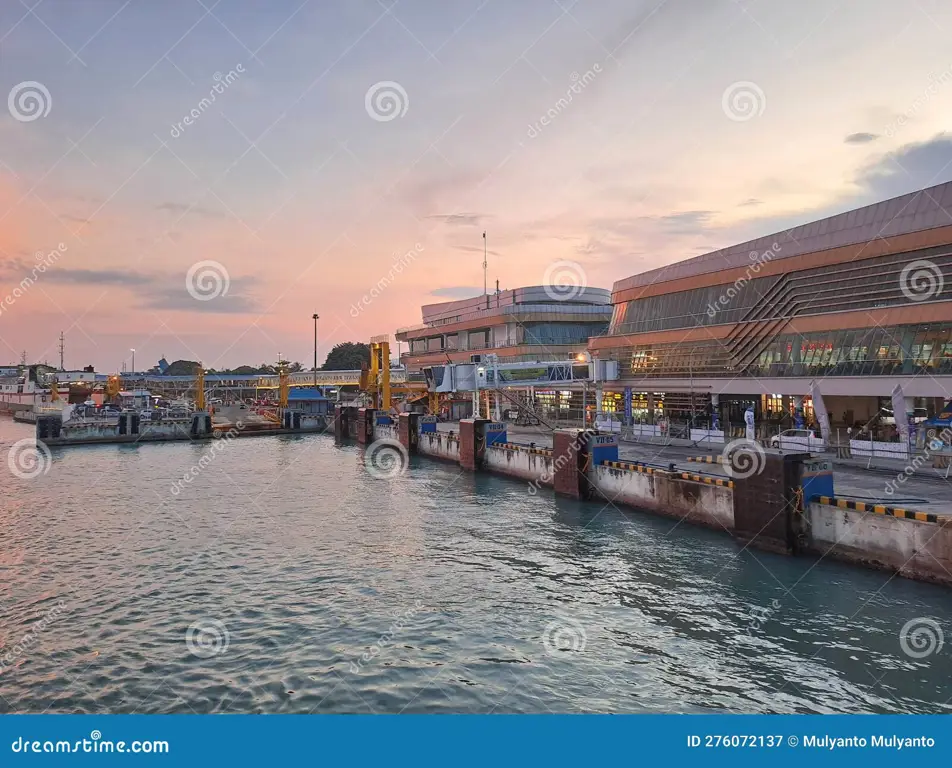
[363,417,952,588]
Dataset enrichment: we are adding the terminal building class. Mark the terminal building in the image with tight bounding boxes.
[589,182,952,430]
[396,286,611,370]
[396,286,612,420]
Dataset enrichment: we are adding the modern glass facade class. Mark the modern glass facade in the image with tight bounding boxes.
[610,247,952,335]
[600,322,952,378]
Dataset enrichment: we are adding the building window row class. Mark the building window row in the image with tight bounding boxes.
[610,247,952,336]
[602,322,952,378]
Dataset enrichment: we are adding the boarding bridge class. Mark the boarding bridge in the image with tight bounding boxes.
[424,360,618,392]
[121,368,409,389]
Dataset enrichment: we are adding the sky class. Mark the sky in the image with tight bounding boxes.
[1,0,952,372]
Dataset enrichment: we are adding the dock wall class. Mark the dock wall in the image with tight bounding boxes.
[417,431,461,463]
[484,444,554,486]
[806,500,952,586]
[592,464,734,531]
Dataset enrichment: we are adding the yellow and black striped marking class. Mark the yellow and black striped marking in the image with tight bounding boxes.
[687,455,726,465]
[497,442,553,457]
[680,471,733,489]
[816,495,944,524]
[602,459,656,475]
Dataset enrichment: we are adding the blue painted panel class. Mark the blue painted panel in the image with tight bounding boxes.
[801,457,834,500]
[420,415,438,433]
[591,434,618,465]
[485,422,507,446]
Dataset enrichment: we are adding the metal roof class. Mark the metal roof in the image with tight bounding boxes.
[613,181,952,293]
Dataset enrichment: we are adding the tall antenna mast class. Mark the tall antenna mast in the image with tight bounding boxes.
[482,231,487,296]
[58,331,65,371]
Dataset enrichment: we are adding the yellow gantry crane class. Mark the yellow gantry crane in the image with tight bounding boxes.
[195,364,206,411]
[368,335,390,410]
[278,359,290,408]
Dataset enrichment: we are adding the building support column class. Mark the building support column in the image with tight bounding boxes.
[647,392,655,425]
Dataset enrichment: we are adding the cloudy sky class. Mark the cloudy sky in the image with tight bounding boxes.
[1,0,951,371]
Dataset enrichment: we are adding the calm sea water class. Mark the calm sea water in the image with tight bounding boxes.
[1,416,950,714]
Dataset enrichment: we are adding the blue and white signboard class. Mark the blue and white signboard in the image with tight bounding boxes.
[624,387,632,425]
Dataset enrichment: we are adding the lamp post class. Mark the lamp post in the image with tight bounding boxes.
[312,313,319,388]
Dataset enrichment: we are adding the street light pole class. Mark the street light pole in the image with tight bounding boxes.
[312,313,319,388]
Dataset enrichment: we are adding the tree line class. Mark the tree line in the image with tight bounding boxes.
[158,342,373,376]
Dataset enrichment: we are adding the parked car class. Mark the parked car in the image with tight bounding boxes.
[770,428,823,450]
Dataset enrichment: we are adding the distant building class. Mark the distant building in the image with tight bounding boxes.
[396,286,612,373]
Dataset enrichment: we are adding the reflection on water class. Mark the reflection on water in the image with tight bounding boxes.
[0,417,950,714]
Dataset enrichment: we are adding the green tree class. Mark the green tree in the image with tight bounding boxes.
[321,342,370,370]
[165,359,202,376]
